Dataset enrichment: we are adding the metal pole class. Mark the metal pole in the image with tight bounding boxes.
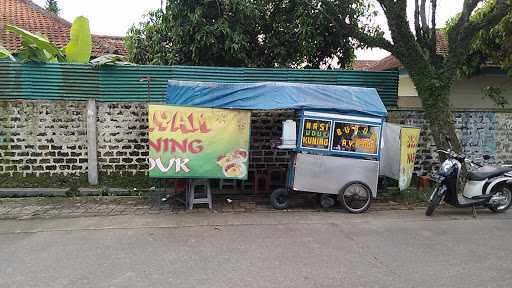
[139,76,152,103]
[86,99,98,185]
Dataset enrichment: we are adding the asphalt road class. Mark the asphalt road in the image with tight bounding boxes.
[1,208,511,288]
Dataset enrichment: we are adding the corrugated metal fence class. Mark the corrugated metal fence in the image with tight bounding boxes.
[0,63,398,106]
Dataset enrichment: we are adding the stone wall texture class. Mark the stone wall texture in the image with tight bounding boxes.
[0,101,88,176]
[388,110,512,176]
[1,100,511,187]
[96,103,149,174]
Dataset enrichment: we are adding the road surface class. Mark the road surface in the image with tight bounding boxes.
[1,208,511,288]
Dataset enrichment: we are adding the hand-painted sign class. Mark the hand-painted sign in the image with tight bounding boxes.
[331,122,380,155]
[300,118,331,150]
[148,105,251,179]
[399,127,421,191]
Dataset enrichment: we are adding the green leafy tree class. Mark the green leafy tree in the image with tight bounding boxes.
[125,0,362,68]
[445,1,512,76]
[45,0,60,15]
[445,1,512,107]
[325,0,511,152]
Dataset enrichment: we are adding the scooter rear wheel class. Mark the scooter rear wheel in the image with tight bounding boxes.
[488,186,512,213]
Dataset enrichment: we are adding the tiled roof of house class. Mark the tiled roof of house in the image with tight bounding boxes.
[0,0,127,56]
[352,60,379,71]
[369,31,448,71]
[368,54,404,71]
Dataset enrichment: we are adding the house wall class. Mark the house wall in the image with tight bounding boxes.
[398,73,512,110]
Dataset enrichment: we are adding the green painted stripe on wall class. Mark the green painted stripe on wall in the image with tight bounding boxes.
[0,63,398,106]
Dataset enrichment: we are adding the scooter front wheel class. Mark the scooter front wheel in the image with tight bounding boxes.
[426,187,443,216]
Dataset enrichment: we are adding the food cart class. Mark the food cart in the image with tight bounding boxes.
[165,80,387,213]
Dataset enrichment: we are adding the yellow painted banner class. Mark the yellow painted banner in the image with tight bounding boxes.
[399,127,421,191]
[148,105,251,179]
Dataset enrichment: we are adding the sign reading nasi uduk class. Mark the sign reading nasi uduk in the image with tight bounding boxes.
[148,105,251,179]
[301,118,331,149]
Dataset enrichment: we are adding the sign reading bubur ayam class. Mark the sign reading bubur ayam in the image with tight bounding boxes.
[148,105,251,179]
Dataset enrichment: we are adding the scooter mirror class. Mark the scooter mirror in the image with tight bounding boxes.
[483,154,491,160]
[445,136,452,149]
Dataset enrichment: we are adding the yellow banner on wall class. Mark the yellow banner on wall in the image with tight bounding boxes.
[399,127,421,191]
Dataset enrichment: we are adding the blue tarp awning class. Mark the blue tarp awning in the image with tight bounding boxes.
[166,80,387,117]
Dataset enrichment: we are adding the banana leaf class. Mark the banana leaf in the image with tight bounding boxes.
[64,16,92,63]
[0,44,15,61]
[5,25,64,60]
[90,54,133,68]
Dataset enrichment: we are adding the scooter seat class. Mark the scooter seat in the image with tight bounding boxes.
[467,167,512,181]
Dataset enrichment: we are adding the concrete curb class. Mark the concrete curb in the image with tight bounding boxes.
[0,188,67,197]
[0,188,134,197]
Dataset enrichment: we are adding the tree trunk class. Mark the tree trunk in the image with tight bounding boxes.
[410,71,462,154]
[412,71,467,193]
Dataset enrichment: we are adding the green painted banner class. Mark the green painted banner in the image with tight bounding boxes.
[148,105,251,179]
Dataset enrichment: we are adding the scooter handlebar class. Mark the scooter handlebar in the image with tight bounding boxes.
[437,149,473,164]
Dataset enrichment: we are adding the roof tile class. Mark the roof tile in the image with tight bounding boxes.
[368,31,448,71]
[0,0,127,56]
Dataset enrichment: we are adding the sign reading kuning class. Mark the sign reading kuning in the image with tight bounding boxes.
[148,105,251,179]
[301,118,331,150]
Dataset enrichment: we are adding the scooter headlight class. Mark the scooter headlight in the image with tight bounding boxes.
[439,159,456,176]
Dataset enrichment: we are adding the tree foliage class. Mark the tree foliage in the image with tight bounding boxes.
[125,0,365,68]
[443,1,512,108]
[446,1,512,78]
[45,0,60,15]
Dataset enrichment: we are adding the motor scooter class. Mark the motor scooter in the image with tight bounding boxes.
[426,137,512,216]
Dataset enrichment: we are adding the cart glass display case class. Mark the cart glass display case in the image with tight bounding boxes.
[298,111,383,160]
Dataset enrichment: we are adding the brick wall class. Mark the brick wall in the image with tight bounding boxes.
[0,101,88,177]
[248,110,295,172]
[96,103,149,174]
[94,104,294,176]
[1,100,511,187]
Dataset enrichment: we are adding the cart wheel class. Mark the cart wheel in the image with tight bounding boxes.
[338,182,371,213]
[319,194,336,209]
[271,188,289,210]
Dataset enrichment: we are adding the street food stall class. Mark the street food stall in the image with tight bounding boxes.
[161,80,388,213]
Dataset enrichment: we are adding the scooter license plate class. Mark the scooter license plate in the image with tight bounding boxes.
[430,175,445,183]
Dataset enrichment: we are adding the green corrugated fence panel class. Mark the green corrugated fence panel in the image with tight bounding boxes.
[0,63,398,106]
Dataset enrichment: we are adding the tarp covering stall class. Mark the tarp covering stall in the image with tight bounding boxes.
[166,80,387,117]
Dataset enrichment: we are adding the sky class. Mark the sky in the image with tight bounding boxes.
[32,0,464,61]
